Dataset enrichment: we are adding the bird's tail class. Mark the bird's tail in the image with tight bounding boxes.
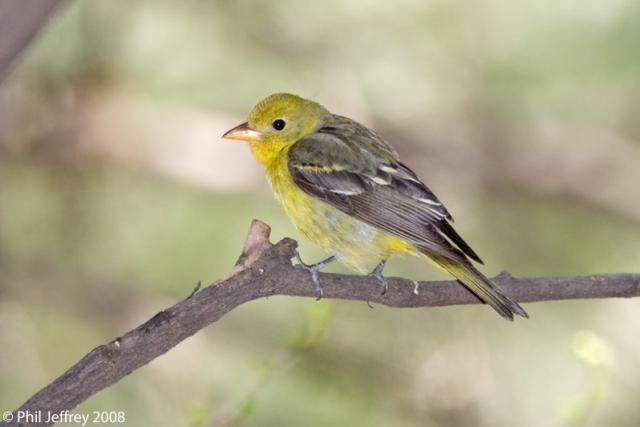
[425,253,528,321]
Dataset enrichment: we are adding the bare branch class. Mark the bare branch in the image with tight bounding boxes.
[3,219,639,426]
[0,0,66,82]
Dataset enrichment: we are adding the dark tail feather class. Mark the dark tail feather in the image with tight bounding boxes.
[426,253,528,321]
[437,221,484,264]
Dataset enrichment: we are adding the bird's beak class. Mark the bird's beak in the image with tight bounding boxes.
[222,122,264,142]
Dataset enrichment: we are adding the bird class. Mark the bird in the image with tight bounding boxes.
[223,93,528,320]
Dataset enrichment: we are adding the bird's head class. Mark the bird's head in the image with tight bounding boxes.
[223,93,328,165]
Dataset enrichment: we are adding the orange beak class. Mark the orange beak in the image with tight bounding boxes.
[222,122,264,142]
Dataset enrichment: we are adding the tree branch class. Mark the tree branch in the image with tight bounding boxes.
[3,219,639,426]
[0,0,66,83]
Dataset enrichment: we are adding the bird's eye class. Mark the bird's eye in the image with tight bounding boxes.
[272,119,286,131]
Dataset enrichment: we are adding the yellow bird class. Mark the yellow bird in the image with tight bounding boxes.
[223,93,527,320]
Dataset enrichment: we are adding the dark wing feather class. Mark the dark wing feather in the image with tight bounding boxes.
[288,118,483,264]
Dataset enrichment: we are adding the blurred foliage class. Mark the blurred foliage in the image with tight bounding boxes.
[1,0,640,426]
[561,331,614,426]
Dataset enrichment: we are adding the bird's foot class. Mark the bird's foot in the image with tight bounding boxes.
[368,260,388,295]
[293,250,336,300]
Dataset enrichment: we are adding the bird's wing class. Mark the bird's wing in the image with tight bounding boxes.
[287,120,483,264]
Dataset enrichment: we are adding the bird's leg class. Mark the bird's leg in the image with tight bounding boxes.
[368,260,388,295]
[293,250,337,300]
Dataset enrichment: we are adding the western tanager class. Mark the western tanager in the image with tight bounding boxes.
[223,93,527,320]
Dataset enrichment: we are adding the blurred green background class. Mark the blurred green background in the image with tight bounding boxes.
[1,1,640,426]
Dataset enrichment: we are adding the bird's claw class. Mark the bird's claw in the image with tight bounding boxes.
[309,269,324,300]
[294,250,307,268]
[372,274,388,295]
[368,261,388,295]
[293,250,335,300]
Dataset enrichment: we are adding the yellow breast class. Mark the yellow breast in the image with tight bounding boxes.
[263,153,413,273]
